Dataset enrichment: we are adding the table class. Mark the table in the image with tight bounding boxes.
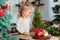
[12,32,51,40]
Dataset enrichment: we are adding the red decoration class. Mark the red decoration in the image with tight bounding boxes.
[5,4,9,10]
[0,7,5,17]
[1,4,9,10]
[56,24,60,28]
[34,28,45,37]
[7,30,11,34]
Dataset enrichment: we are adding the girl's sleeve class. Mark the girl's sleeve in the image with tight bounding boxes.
[16,18,24,33]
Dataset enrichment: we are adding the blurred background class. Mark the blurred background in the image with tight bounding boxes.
[8,0,60,23]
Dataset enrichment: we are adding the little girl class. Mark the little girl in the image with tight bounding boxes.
[16,4,33,35]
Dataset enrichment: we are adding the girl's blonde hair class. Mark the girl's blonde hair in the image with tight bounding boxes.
[18,0,33,18]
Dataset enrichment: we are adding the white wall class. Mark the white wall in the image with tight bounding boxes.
[49,0,55,21]
[40,0,49,21]
[8,0,20,23]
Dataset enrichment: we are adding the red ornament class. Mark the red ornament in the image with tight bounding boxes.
[34,28,45,37]
[5,4,9,10]
[7,30,11,34]
[1,4,9,10]
[0,7,5,17]
[0,7,3,12]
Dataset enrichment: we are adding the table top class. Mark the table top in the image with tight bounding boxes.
[13,34,51,40]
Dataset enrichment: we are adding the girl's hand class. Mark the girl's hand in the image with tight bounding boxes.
[23,32,29,36]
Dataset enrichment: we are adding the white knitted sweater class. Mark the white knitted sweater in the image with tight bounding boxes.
[16,17,31,33]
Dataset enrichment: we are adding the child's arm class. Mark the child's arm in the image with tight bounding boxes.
[22,32,29,36]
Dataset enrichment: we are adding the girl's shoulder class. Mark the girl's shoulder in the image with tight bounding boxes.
[18,17,31,21]
[17,17,23,21]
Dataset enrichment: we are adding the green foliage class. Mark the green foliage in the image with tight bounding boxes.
[46,4,60,36]
[35,0,40,1]
[54,0,58,2]
[52,5,60,23]
[52,5,60,14]
[46,25,60,36]
[0,0,19,40]
[0,0,8,6]
[53,14,60,23]
[0,0,8,2]
[32,6,47,28]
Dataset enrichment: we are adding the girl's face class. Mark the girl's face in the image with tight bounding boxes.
[22,9,32,18]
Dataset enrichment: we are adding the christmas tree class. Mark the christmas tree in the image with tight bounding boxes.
[32,6,47,28]
[52,5,60,24]
[0,0,19,40]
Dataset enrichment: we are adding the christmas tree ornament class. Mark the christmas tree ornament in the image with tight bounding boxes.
[7,30,11,34]
[0,12,5,17]
[0,7,5,17]
[1,3,9,10]
[4,4,9,10]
